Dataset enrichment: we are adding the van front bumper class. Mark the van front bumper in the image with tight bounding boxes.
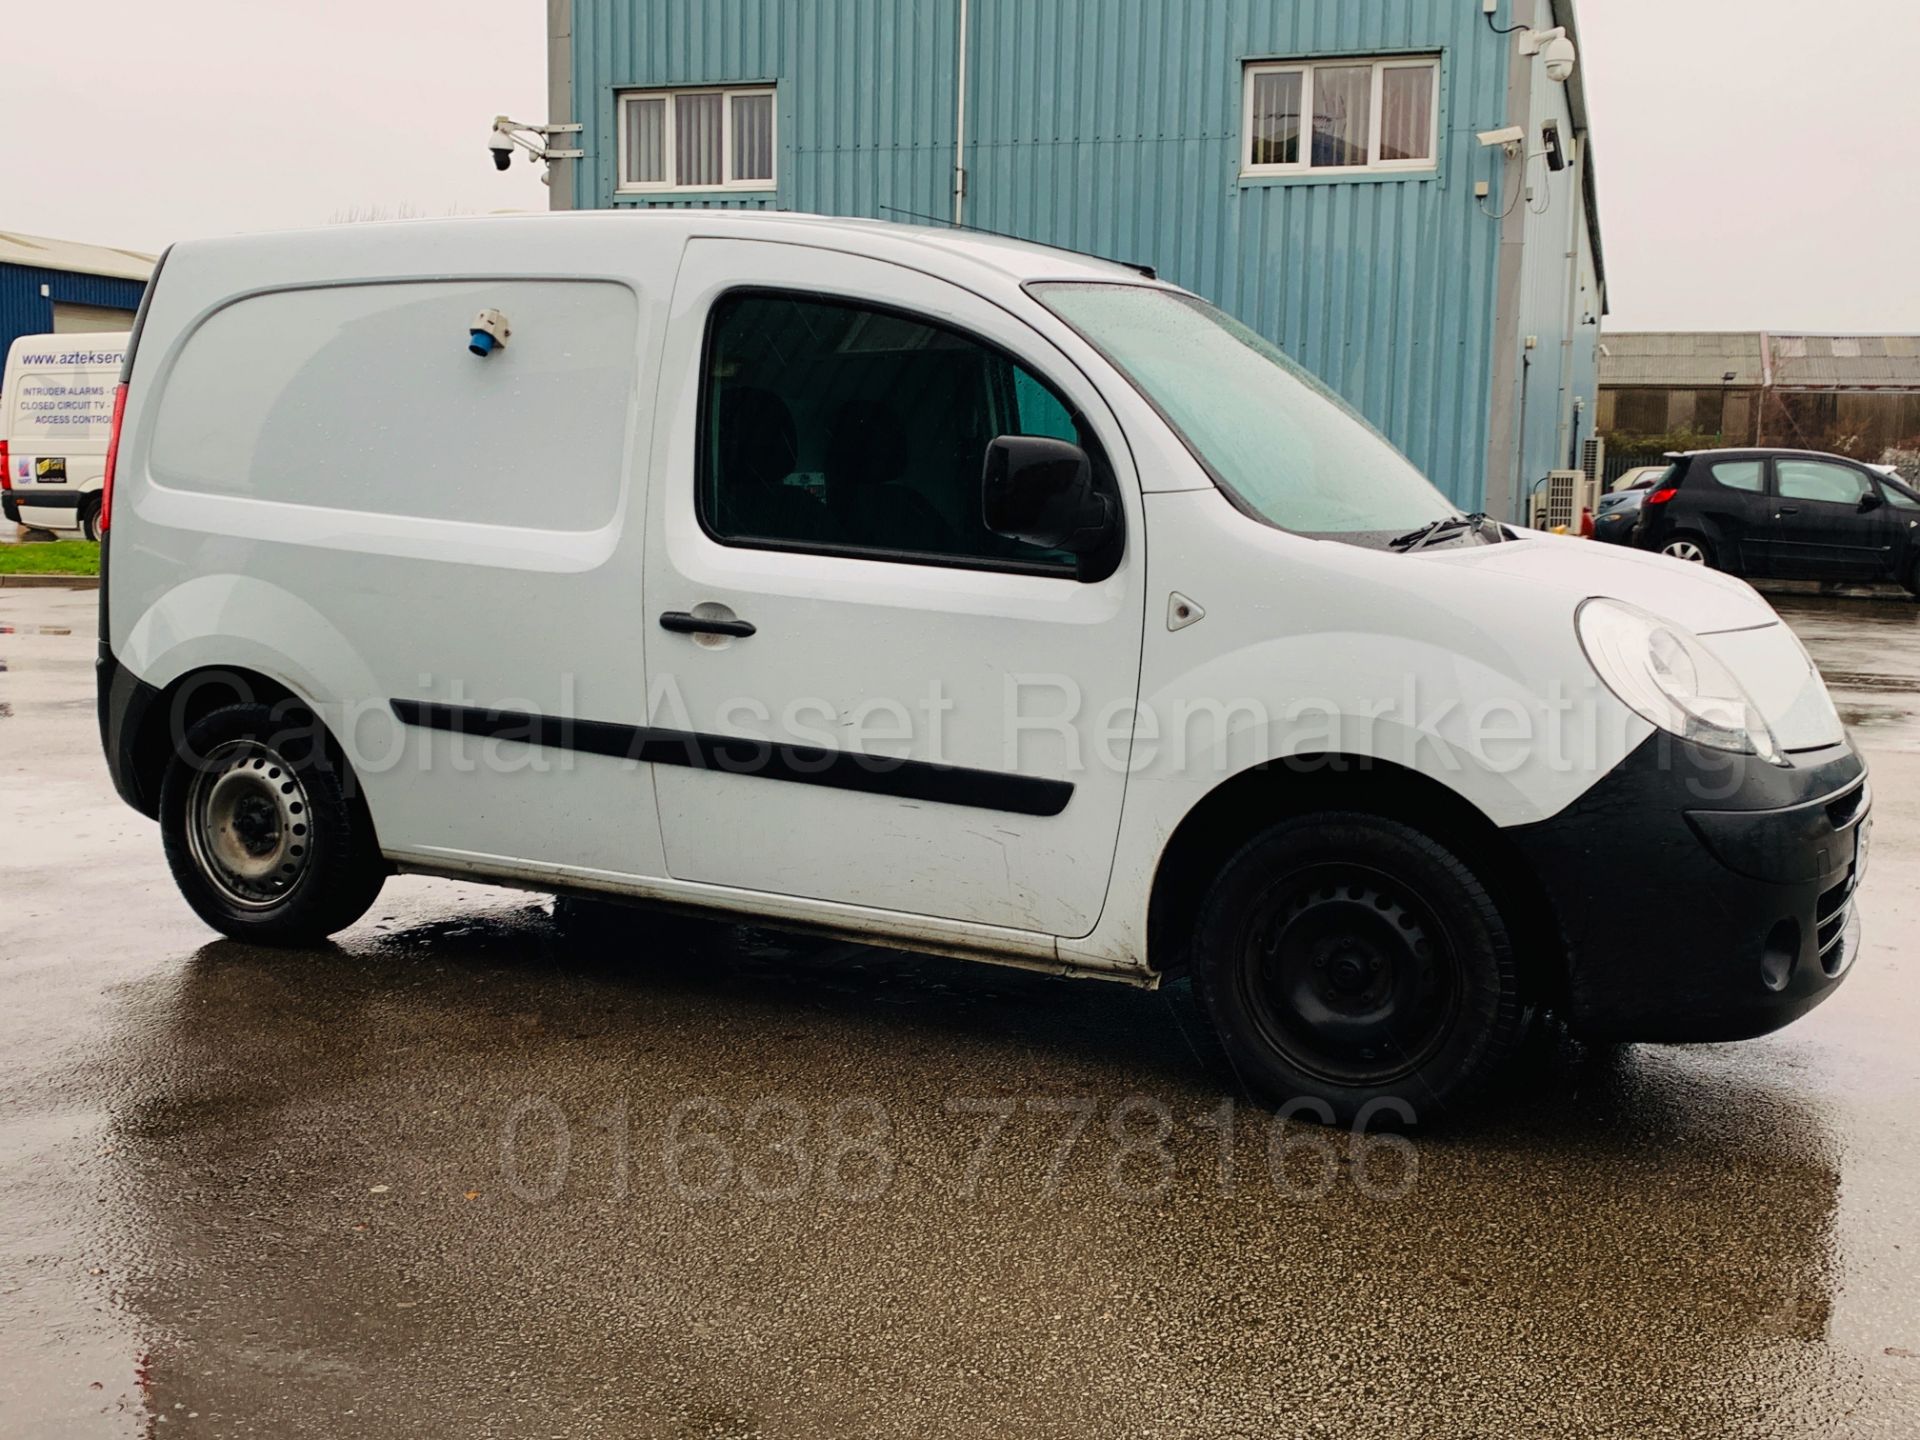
[1514,733,1868,1043]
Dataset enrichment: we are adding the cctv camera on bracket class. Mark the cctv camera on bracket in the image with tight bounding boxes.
[1520,25,1577,84]
[1477,125,1527,158]
[485,116,585,176]
[488,121,516,171]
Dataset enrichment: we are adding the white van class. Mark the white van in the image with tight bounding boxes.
[1,331,129,538]
[97,214,1868,1119]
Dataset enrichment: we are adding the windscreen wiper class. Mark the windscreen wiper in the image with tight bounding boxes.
[1389,512,1499,552]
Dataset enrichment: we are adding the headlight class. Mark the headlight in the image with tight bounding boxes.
[1576,598,1785,764]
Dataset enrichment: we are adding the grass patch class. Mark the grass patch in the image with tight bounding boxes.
[0,539,100,575]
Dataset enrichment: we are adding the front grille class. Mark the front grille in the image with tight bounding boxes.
[1824,781,1868,833]
[1816,871,1856,970]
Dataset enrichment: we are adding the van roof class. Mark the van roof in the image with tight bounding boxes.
[171,210,1170,288]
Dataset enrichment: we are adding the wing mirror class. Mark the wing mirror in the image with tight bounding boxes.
[981,436,1118,572]
[1859,491,1886,513]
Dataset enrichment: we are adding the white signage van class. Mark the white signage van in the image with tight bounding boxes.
[1,331,128,537]
[95,215,1867,1119]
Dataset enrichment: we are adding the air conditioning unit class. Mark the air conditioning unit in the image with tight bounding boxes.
[1581,433,1606,488]
[1532,469,1600,532]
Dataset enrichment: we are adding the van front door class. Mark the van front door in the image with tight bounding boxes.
[640,239,1146,937]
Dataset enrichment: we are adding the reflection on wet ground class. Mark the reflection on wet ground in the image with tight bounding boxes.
[76,908,1870,1435]
[1765,588,1920,745]
[3,582,1919,1437]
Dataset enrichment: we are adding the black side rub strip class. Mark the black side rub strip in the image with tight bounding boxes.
[389,699,1073,818]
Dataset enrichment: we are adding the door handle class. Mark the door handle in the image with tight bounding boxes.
[660,610,757,639]
[1776,507,1799,517]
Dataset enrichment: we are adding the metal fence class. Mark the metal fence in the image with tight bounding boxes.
[1602,450,1669,489]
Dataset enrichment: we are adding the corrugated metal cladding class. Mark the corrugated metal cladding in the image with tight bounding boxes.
[572,1,958,221]
[1601,333,1767,388]
[573,0,1543,507]
[0,264,146,361]
[1602,332,1920,391]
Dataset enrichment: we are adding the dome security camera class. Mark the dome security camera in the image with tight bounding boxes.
[488,123,515,171]
[1542,33,1577,84]
[1521,26,1578,85]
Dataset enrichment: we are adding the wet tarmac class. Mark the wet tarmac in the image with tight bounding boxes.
[3,583,1919,1437]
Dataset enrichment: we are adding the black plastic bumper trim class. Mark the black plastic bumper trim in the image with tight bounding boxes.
[390,699,1074,818]
[1512,731,1868,1043]
[1685,775,1869,885]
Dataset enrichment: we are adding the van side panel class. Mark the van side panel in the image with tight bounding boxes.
[145,281,630,530]
[109,225,683,882]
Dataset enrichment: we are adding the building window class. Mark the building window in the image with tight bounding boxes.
[1242,57,1438,176]
[617,86,775,192]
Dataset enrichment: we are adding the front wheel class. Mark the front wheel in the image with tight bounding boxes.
[1191,812,1524,1124]
[1660,533,1715,567]
[80,495,103,542]
[159,702,386,944]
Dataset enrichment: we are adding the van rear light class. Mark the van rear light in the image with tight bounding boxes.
[100,383,128,534]
[0,439,10,492]
[1645,487,1679,506]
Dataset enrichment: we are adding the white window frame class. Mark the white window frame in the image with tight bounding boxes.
[1241,56,1440,178]
[616,84,777,194]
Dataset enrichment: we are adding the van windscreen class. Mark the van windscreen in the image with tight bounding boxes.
[1030,283,1460,542]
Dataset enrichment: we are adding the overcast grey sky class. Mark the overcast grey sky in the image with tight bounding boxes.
[1579,0,1920,332]
[8,0,1917,334]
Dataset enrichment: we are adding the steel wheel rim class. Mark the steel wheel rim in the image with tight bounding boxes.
[1237,861,1463,1087]
[1664,540,1705,563]
[184,739,313,909]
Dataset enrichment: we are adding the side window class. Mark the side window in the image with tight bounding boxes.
[1707,460,1764,493]
[1777,460,1870,506]
[699,291,1102,570]
[1880,481,1920,510]
[1012,368,1078,443]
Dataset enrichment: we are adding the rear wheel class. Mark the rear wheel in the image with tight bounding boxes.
[1191,812,1524,1125]
[159,702,386,944]
[1660,532,1715,567]
[79,496,103,542]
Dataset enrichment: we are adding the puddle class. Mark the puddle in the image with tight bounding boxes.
[1819,670,1920,694]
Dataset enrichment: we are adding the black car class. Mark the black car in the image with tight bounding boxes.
[1633,448,1920,591]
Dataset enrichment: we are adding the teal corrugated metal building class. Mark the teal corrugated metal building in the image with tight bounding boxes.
[552,0,1604,516]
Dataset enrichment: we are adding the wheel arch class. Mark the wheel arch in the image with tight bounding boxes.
[120,664,348,821]
[1145,753,1566,1004]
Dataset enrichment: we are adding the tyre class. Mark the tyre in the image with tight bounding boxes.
[80,495,103,542]
[1190,812,1523,1125]
[1905,555,1920,598]
[159,702,386,944]
[1659,532,1714,567]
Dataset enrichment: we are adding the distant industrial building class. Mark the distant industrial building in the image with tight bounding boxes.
[0,230,155,360]
[540,0,1607,517]
[1599,331,1920,463]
